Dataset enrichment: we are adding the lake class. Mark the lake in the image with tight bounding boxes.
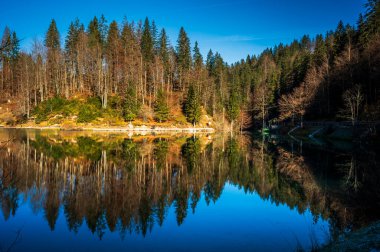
[0,129,379,251]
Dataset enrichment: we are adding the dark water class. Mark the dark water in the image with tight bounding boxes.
[0,129,379,251]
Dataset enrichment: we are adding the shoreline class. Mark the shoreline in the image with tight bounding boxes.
[0,125,215,133]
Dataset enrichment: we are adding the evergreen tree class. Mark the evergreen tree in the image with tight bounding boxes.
[159,29,169,72]
[355,1,380,48]
[226,86,240,128]
[176,27,191,72]
[141,17,154,62]
[212,52,225,77]
[106,20,120,89]
[10,32,19,62]
[45,19,60,49]
[124,86,140,121]
[184,85,201,125]
[300,35,311,51]
[106,21,120,55]
[363,0,380,42]
[0,27,11,59]
[154,89,169,122]
[98,14,108,47]
[206,49,214,75]
[88,17,101,47]
[333,20,347,56]
[151,20,159,53]
[121,20,137,54]
[313,34,327,66]
[45,19,60,95]
[357,13,367,47]
[65,19,81,56]
[193,41,203,69]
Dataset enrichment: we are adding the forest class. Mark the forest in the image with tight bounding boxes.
[0,0,379,130]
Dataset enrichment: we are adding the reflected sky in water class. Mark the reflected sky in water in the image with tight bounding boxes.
[0,129,378,251]
[1,185,329,251]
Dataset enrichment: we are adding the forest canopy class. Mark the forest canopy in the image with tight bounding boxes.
[0,0,379,129]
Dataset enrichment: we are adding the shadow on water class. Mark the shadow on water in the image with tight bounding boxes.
[0,129,379,250]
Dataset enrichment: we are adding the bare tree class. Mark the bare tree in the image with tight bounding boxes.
[253,54,276,128]
[279,66,322,127]
[339,85,363,126]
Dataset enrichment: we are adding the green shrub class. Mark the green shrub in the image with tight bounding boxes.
[154,89,170,122]
[33,97,68,123]
[109,95,122,110]
[32,96,111,124]
[86,96,102,109]
[63,99,80,116]
[77,104,101,123]
[124,87,140,122]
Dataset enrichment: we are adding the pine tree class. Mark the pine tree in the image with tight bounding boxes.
[184,85,201,125]
[124,86,140,121]
[176,27,191,90]
[154,89,169,122]
[141,17,154,63]
[357,14,368,48]
[226,85,240,129]
[364,0,380,38]
[106,21,120,90]
[65,19,81,92]
[45,19,61,95]
[106,21,120,56]
[193,41,203,69]
[206,49,214,75]
[0,27,11,59]
[121,20,139,59]
[10,32,19,62]
[65,19,81,56]
[45,19,60,50]
[176,27,191,71]
[300,35,311,51]
[98,14,108,47]
[0,27,19,99]
[151,20,159,54]
[88,17,101,47]
[212,52,226,101]
[313,34,327,66]
[357,0,380,47]
[158,28,170,86]
[159,29,169,62]
[121,21,135,46]
[333,20,347,56]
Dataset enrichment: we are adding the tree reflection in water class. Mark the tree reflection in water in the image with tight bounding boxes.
[0,129,379,242]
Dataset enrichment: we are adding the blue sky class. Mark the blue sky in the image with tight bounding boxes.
[0,0,366,63]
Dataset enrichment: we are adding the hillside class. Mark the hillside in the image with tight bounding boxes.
[0,1,379,132]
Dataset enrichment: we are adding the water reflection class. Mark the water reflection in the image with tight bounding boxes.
[0,129,379,249]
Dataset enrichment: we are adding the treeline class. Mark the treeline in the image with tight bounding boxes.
[0,16,225,126]
[231,0,380,127]
[0,0,379,128]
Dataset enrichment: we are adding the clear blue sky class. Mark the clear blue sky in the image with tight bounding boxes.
[0,0,366,63]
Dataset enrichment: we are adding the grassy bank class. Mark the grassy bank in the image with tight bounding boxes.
[0,95,218,131]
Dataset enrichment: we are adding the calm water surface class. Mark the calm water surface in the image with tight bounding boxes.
[0,129,379,251]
